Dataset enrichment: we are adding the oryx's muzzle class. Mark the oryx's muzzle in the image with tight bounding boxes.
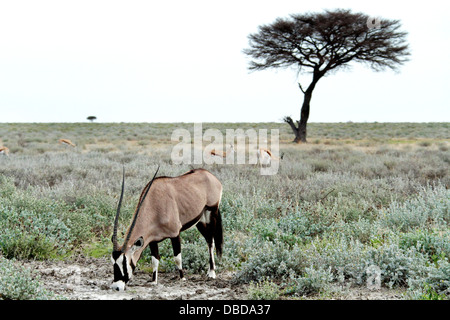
[111,251,135,291]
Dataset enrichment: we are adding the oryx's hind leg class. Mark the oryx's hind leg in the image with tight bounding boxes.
[196,207,218,279]
[149,241,160,284]
[171,235,185,280]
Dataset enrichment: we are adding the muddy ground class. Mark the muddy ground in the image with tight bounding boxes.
[22,256,247,300]
[21,256,405,300]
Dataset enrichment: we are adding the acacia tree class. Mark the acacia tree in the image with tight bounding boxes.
[244,9,410,143]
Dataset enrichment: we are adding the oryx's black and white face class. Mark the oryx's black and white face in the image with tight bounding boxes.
[111,237,144,291]
[111,167,157,292]
[111,251,133,291]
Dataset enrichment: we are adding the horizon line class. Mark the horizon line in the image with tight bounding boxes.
[0,121,448,124]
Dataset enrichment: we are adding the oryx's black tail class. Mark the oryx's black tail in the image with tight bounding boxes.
[214,208,223,258]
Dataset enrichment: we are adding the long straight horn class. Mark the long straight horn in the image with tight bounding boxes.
[122,165,160,252]
[112,166,125,251]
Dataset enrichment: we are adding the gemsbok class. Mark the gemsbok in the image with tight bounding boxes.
[257,148,284,167]
[0,146,9,156]
[111,167,223,291]
[58,139,76,147]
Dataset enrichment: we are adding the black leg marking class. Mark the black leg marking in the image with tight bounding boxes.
[171,235,185,279]
[150,241,160,283]
[171,235,181,256]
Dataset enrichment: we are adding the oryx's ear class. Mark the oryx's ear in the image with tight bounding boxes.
[131,237,144,252]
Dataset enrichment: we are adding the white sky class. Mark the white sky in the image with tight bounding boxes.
[0,0,449,123]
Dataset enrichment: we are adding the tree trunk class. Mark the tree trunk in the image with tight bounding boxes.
[286,84,313,143]
[285,69,322,143]
[296,90,312,143]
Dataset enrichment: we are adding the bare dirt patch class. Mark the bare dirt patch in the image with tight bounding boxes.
[22,256,248,300]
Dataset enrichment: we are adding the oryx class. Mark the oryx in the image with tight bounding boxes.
[111,167,223,291]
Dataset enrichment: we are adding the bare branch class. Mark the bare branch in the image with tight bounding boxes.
[297,82,306,94]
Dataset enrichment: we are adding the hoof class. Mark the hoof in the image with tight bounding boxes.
[207,270,216,279]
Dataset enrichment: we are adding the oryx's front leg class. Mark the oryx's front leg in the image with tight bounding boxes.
[171,236,185,280]
[149,241,160,284]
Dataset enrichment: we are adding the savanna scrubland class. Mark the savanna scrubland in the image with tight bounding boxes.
[0,122,449,300]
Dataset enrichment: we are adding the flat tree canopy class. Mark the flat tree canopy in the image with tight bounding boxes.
[244,9,410,142]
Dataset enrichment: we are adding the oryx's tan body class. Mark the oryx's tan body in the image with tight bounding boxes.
[111,168,223,291]
[120,169,222,254]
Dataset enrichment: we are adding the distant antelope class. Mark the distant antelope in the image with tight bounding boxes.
[209,144,234,162]
[257,148,284,167]
[58,139,76,147]
[0,146,9,156]
[111,167,223,291]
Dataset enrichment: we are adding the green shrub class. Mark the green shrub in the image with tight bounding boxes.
[278,210,314,243]
[0,256,62,300]
[233,240,305,283]
[379,186,449,232]
[179,241,210,274]
[286,265,334,296]
[0,175,15,198]
[247,279,280,300]
[407,260,450,299]
[220,193,254,233]
[301,237,368,285]
[331,218,378,244]
[366,242,429,288]
[251,208,330,247]
[296,236,430,289]
[412,284,447,300]
[424,259,450,296]
[399,229,450,263]
[0,206,73,260]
